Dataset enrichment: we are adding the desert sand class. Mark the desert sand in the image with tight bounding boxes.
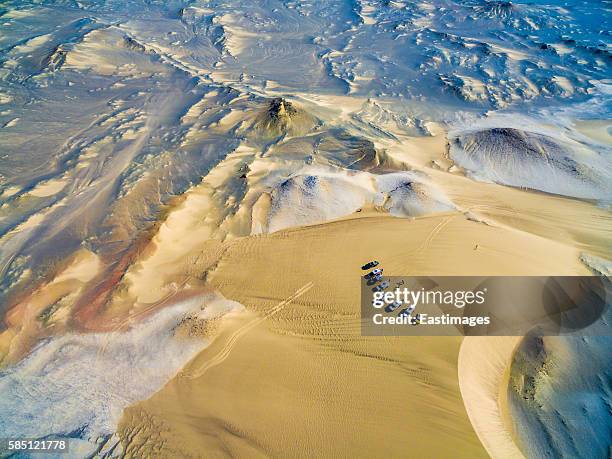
[115,201,593,457]
[1,1,610,456]
[2,105,607,457]
[459,336,525,459]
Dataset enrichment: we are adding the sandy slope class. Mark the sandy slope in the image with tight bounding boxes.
[459,336,525,459]
[116,210,591,458]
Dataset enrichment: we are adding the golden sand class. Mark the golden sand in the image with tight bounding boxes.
[116,207,593,457]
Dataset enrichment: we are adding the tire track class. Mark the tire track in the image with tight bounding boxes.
[416,214,455,253]
[184,282,314,379]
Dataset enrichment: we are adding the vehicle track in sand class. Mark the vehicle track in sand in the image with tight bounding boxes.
[184,281,314,379]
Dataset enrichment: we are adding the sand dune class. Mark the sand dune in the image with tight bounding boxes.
[459,336,525,459]
[448,127,611,200]
[1,92,607,456]
[94,107,606,458]
[116,208,593,457]
[0,1,610,454]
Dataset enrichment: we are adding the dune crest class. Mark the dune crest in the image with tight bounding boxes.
[459,336,526,459]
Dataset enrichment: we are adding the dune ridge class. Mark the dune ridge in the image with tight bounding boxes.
[459,336,525,459]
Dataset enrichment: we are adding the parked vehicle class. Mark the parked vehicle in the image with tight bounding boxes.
[367,275,383,286]
[361,260,379,270]
[398,305,416,318]
[385,301,402,313]
[363,268,383,280]
[372,281,390,292]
